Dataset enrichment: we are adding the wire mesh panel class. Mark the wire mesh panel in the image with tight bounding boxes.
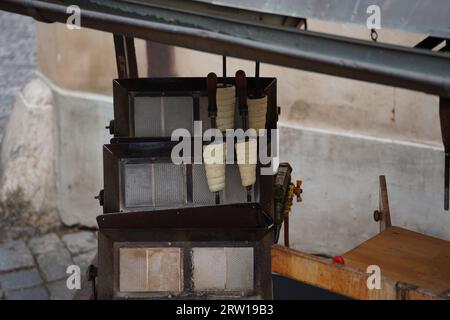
[192,163,259,205]
[192,164,217,205]
[224,164,250,203]
[225,247,254,290]
[123,162,152,207]
[133,97,162,137]
[119,247,182,292]
[199,96,211,133]
[192,247,254,291]
[163,97,193,136]
[122,161,187,209]
[153,163,187,206]
[133,96,194,137]
[119,248,147,292]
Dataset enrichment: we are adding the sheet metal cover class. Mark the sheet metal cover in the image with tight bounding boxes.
[97,203,273,230]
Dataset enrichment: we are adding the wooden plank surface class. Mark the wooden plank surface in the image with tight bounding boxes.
[271,244,444,300]
[343,227,450,294]
[271,245,398,300]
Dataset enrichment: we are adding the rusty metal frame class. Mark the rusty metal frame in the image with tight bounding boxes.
[113,34,138,79]
[111,77,278,138]
[97,203,274,299]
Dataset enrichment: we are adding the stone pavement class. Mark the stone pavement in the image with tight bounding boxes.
[0,230,97,300]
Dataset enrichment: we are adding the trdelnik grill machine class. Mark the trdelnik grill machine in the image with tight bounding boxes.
[93,60,302,300]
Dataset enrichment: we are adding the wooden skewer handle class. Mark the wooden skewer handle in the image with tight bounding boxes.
[235,70,248,116]
[207,72,218,115]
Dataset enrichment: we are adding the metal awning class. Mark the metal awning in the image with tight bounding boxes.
[1,0,449,98]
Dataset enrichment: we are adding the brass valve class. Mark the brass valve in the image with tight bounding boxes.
[293,180,303,202]
[282,179,303,217]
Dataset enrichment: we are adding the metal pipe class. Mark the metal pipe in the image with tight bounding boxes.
[235,70,253,202]
[2,0,450,98]
[254,60,264,98]
[206,72,220,204]
[222,55,227,86]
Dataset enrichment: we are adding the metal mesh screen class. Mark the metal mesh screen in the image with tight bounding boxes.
[133,97,162,137]
[133,96,193,137]
[192,247,254,291]
[124,163,152,207]
[119,248,182,292]
[224,164,249,203]
[163,97,193,135]
[153,163,186,206]
[225,247,254,290]
[119,248,147,292]
[192,164,218,205]
[122,162,258,210]
[199,97,211,133]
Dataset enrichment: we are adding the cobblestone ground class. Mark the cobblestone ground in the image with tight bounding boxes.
[0,230,97,300]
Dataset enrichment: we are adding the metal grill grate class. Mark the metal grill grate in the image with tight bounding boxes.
[133,96,193,137]
[134,97,162,137]
[224,164,250,203]
[192,164,217,205]
[153,163,186,206]
[163,97,193,136]
[124,163,152,207]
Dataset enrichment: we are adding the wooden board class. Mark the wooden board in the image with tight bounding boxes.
[272,245,398,299]
[343,227,450,295]
[271,244,444,300]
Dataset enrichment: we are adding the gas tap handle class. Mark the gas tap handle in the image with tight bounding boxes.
[207,72,218,116]
[294,180,303,202]
[235,70,248,117]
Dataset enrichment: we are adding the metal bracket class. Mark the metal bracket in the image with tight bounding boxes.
[113,34,138,79]
[106,120,115,135]
[373,175,392,232]
[95,190,104,207]
[87,264,98,300]
[396,282,418,300]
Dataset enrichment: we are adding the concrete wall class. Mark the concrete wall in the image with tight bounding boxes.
[279,125,448,255]
[0,12,36,140]
[51,79,112,228]
[37,23,147,95]
[0,73,112,229]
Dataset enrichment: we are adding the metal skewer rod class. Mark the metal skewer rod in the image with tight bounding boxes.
[235,70,252,202]
[207,72,220,204]
[222,55,227,86]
